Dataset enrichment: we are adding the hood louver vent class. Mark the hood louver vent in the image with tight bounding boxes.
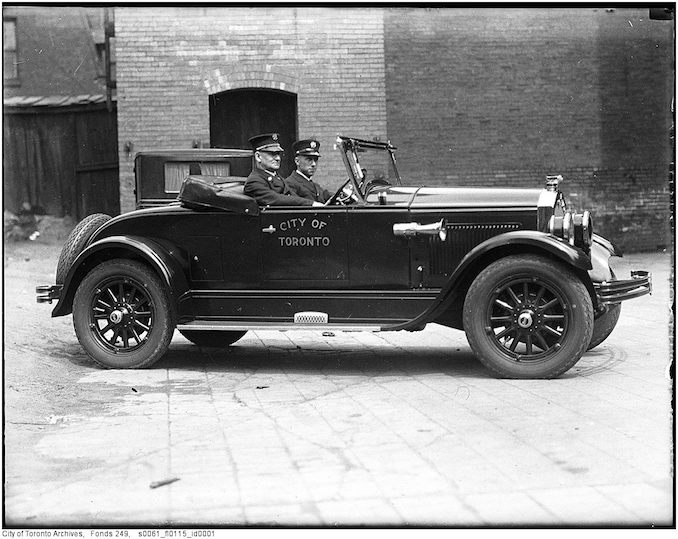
[429,223,521,275]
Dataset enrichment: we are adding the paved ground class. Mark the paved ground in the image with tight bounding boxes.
[3,241,674,527]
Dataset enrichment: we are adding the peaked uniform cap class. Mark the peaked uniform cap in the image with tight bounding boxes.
[293,139,321,157]
[249,133,284,152]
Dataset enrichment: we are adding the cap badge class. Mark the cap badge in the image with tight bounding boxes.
[310,141,317,148]
[272,133,278,141]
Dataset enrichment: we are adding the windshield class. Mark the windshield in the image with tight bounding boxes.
[337,136,401,199]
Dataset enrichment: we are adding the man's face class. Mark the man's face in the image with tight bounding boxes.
[296,155,318,178]
[256,150,282,172]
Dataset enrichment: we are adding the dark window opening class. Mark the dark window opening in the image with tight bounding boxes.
[3,17,19,84]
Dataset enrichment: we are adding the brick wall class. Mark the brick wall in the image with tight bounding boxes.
[4,6,106,98]
[114,7,386,212]
[384,7,673,252]
[115,7,672,252]
[449,167,669,252]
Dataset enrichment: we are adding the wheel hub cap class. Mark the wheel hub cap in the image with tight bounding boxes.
[488,277,569,361]
[517,310,534,328]
[91,277,154,353]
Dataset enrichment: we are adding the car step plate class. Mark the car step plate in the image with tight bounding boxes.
[294,311,328,324]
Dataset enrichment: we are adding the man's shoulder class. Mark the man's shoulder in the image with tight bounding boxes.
[246,169,264,181]
[284,171,303,182]
[246,169,283,186]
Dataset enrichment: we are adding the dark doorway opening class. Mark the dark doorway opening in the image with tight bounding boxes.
[209,89,298,177]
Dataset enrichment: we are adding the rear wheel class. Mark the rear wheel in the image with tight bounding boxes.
[463,255,593,378]
[73,259,175,369]
[56,213,111,283]
[179,330,246,348]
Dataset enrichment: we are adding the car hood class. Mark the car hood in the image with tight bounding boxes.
[372,186,546,209]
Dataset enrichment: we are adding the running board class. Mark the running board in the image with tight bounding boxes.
[176,321,382,332]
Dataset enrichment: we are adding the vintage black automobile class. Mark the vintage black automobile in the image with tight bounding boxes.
[37,136,651,378]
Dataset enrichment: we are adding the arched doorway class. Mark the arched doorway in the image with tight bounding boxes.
[209,89,298,177]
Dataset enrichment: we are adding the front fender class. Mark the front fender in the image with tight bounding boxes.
[588,242,613,283]
[51,235,189,317]
[385,230,592,331]
[588,233,621,283]
[592,233,622,257]
[457,230,593,273]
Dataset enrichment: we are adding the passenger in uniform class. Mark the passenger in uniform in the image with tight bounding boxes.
[284,139,332,204]
[243,133,322,207]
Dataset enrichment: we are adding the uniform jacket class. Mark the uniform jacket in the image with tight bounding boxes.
[284,170,332,203]
[244,168,313,207]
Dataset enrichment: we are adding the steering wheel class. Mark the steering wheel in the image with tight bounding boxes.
[326,179,360,206]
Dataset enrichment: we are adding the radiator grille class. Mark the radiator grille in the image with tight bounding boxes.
[294,311,329,324]
[429,223,521,275]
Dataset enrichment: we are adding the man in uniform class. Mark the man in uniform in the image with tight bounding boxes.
[284,139,332,203]
[244,133,323,207]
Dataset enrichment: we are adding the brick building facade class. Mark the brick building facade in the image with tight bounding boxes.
[384,8,673,250]
[3,6,108,98]
[115,7,386,213]
[114,6,673,251]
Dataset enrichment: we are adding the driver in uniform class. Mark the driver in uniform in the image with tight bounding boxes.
[284,139,332,204]
[244,133,323,207]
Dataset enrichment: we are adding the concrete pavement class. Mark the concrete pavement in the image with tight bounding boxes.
[3,252,674,527]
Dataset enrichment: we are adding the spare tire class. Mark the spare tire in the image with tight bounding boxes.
[56,213,112,284]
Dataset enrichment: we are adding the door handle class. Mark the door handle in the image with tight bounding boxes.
[262,225,276,234]
[393,219,447,241]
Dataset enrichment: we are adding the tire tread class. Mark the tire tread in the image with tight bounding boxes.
[56,213,111,284]
[73,259,174,369]
[463,254,593,379]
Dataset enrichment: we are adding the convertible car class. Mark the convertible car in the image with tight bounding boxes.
[37,136,651,378]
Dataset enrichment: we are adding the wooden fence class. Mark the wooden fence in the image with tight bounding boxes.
[3,102,119,219]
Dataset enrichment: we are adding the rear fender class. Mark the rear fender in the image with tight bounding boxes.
[51,235,189,317]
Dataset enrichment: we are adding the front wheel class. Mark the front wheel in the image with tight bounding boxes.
[179,330,246,348]
[463,255,593,379]
[73,259,175,369]
[588,303,621,351]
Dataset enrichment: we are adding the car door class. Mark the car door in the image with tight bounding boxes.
[260,206,349,287]
[346,205,412,287]
[343,204,436,324]
[175,211,262,287]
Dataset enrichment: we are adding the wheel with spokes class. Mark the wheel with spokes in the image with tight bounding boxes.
[463,254,593,379]
[73,259,175,368]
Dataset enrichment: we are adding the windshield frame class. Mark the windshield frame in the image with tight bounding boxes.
[336,135,402,202]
